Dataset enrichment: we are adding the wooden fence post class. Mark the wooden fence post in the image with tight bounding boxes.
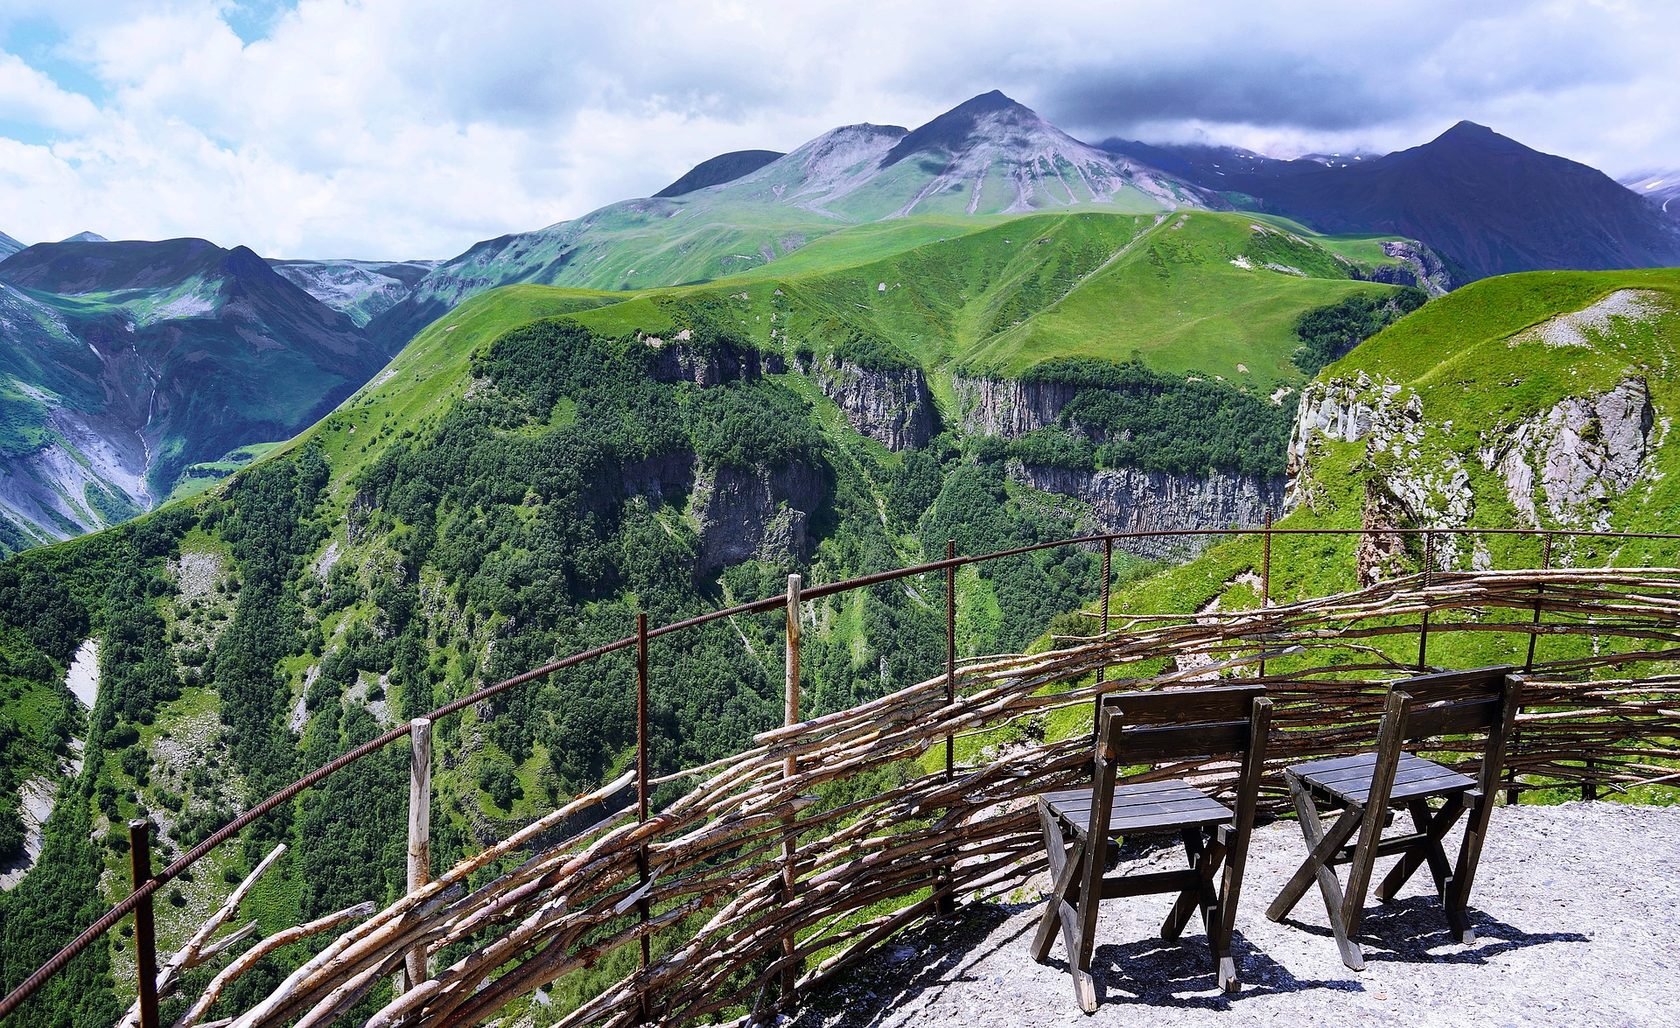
[404,718,432,992]
[1258,514,1272,679]
[1416,530,1434,670]
[936,541,957,916]
[781,574,802,1006]
[1093,536,1112,746]
[636,612,653,1023]
[1512,532,1554,805]
[128,819,159,1028]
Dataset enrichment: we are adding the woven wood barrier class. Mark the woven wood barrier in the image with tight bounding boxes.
[174,568,1680,1027]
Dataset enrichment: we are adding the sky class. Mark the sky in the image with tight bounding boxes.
[0,0,1675,260]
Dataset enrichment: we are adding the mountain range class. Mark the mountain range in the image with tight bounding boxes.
[0,91,1677,554]
[0,238,389,548]
[1103,121,1680,281]
[1622,169,1680,220]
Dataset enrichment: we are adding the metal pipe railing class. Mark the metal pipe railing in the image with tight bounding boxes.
[2,522,1677,1021]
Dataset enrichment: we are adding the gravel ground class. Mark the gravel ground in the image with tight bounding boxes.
[791,802,1680,1028]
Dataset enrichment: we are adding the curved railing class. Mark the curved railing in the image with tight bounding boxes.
[3,525,1679,1026]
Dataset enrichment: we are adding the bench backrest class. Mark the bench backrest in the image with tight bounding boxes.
[1373,665,1524,807]
[1396,666,1514,742]
[1101,684,1266,762]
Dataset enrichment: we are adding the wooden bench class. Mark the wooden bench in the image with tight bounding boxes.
[1266,666,1523,969]
[1032,684,1272,1012]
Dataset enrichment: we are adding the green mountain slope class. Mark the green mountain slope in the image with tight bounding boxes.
[364,92,1207,352]
[1112,268,1680,638]
[0,206,1432,1024]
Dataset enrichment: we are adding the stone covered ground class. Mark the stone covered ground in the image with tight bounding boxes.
[790,802,1679,1028]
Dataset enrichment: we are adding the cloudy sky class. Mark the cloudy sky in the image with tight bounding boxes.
[1,0,1674,259]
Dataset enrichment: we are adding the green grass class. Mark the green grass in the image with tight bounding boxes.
[1105,267,1680,647]
[217,208,1424,526]
[958,212,1403,386]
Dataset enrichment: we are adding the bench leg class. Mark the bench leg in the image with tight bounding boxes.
[1161,828,1203,940]
[1267,803,1360,922]
[1444,796,1494,945]
[1032,803,1099,1012]
[1377,797,1462,903]
[1032,803,1083,963]
[1268,773,1365,970]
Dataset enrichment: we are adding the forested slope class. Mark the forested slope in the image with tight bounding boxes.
[0,208,1432,1025]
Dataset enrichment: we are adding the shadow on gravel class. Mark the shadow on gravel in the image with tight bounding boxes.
[1280,895,1590,965]
[1056,930,1362,1010]
[787,900,1038,1028]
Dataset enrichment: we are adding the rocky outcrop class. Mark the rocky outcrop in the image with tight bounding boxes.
[691,459,828,574]
[645,332,784,386]
[0,405,152,550]
[1366,241,1453,296]
[1478,376,1654,531]
[1289,370,1474,568]
[952,376,1080,437]
[1290,370,1657,576]
[807,356,935,450]
[619,450,696,505]
[1009,462,1284,558]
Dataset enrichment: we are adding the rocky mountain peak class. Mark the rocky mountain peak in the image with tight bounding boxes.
[881,89,1066,168]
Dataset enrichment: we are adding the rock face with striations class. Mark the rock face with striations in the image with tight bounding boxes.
[807,356,935,450]
[645,333,784,387]
[1478,376,1654,531]
[1289,370,1657,577]
[1009,462,1284,558]
[952,376,1082,437]
[691,460,828,574]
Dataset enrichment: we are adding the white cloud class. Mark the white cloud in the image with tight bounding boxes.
[0,0,1675,258]
[0,52,101,132]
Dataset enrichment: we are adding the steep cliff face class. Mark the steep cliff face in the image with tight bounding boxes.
[1009,462,1284,558]
[690,459,828,574]
[1478,376,1654,531]
[952,375,1080,436]
[806,356,935,450]
[1354,241,1453,296]
[645,332,784,386]
[1289,369,1658,576]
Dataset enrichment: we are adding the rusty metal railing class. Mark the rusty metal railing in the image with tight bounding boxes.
[2,522,1677,1025]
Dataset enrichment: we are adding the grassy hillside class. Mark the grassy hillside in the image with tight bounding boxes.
[1110,267,1680,624]
[435,210,1416,388]
[0,207,1429,1024]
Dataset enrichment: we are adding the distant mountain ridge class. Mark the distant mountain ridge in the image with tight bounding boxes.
[0,231,22,258]
[654,149,784,197]
[268,257,437,326]
[365,91,1205,350]
[0,237,389,549]
[1106,122,1680,281]
[369,96,1680,356]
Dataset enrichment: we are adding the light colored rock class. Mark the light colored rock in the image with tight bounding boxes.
[1479,377,1654,530]
[1511,290,1667,349]
[0,776,60,890]
[953,376,1082,438]
[810,356,935,451]
[1010,463,1283,560]
[64,638,99,707]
